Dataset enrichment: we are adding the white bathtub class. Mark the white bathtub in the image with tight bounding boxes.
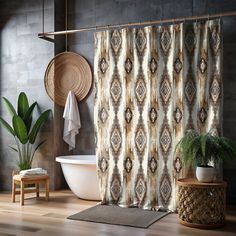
[56,155,101,201]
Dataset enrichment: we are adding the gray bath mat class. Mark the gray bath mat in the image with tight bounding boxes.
[68,205,169,228]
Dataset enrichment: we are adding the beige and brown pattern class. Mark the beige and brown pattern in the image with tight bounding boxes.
[94,19,222,211]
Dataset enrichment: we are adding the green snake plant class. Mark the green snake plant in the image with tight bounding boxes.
[0,92,51,170]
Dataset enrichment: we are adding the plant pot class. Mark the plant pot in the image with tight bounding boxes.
[196,166,215,183]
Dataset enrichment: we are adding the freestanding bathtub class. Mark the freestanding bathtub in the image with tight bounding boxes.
[56,155,101,201]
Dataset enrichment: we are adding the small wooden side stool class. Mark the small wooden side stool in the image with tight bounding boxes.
[12,172,50,206]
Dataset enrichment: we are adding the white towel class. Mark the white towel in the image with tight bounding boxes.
[20,168,47,176]
[63,91,81,150]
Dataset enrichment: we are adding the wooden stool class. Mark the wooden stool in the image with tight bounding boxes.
[12,172,50,206]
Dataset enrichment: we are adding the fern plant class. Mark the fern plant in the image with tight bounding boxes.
[0,92,51,170]
[175,129,236,167]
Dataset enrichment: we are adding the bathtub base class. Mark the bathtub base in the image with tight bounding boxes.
[56,155,101,201]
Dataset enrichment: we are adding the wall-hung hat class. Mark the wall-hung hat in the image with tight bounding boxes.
[44,52,92,106]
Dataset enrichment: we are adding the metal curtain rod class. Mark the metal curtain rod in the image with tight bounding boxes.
[38,11,236,37]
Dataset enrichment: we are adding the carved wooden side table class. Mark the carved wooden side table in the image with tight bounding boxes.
[177,178,226,229]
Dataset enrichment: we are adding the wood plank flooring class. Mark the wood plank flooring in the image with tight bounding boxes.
[0,190,235,236]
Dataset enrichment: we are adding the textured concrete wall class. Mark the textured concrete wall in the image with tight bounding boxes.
[0,0,56,190]
[1,0,236,204]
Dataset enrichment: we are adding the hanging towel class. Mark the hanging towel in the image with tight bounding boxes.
[19,168,47,176]
[63,91,81,150]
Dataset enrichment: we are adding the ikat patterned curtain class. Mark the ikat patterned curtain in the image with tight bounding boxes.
[94,19,222,211]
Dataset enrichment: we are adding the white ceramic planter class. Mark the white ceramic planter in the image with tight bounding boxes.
[196,166,215,182]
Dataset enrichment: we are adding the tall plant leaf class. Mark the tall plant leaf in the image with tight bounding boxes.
[9,145,18,152]
[18,92,29,118]
[0,117,15,136]
[12,115,28,144]
[34,140,46,152]
[2,97,17,117]
[23,102,37,132]
[29,110,50,144]
[30,140,46,165]
[17,159,31,170]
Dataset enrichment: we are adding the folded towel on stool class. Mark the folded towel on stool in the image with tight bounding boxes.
[19,168,47,176]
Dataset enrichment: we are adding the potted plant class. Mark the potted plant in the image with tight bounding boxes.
[0,92,51,170]
[175,129,236,182]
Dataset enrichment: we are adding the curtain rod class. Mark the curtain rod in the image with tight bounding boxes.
[38,11,236,37]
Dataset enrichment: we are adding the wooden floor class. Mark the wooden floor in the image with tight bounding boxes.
[0,190,235,236]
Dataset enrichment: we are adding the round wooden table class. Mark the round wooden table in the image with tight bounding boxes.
[177,178,226,229]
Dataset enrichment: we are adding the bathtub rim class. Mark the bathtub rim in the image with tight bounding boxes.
[56,155,96,165]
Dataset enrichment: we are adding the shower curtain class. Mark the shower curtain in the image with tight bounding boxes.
[94,19,222,211]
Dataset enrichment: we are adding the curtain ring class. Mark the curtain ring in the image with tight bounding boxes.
[207,14,210,27]
[220,13,223,23]
[118,23,122,32]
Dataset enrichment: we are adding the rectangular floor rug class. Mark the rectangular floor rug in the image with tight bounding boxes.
[68,205,169,228]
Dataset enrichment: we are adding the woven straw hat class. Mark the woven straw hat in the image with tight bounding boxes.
[44,52,92,106]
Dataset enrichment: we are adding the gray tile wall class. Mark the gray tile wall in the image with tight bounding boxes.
[1,0,236,204]
[0,0,56,190]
